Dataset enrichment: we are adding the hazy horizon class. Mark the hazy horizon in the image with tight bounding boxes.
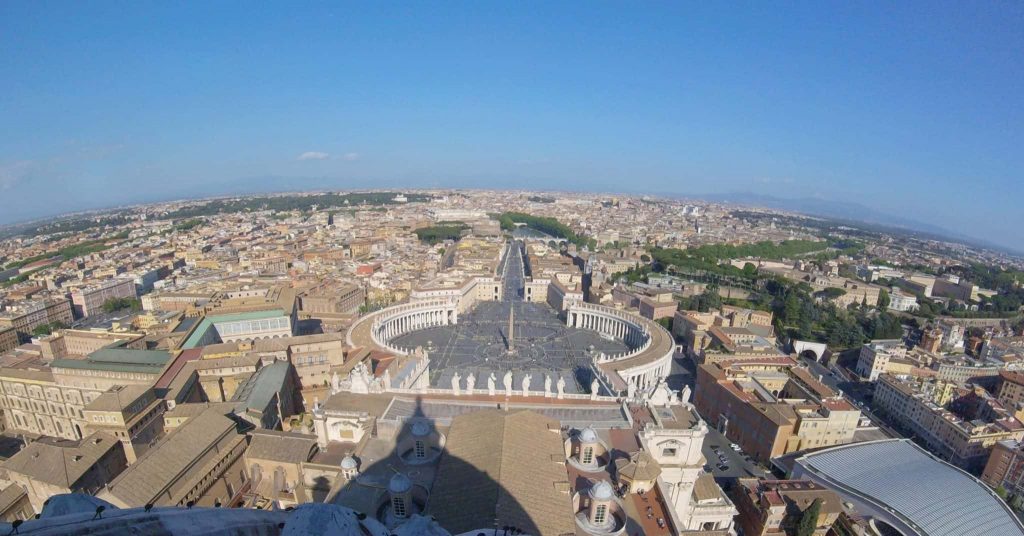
[2,3,1022,249]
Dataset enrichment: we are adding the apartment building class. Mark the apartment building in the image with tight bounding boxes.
[673,306,776,360]
[694,359,860,463]
[0,327,17,354]
[873,375,1024,472]
[887,288,919,312]
[39,329,145,359]
[0,347,172,440]
[0,298,73,339]
[734,479,842,536]
[982,439,1024,499]
[855,340,906,381]
[299,283,365,315]
[997,371,1024,409]
[70,278,137,318]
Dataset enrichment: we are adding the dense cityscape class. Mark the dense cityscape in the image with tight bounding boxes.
[4,1,1022,534]
[0,189,1021,535]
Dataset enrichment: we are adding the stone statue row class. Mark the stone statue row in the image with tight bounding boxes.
[450,370,593,399]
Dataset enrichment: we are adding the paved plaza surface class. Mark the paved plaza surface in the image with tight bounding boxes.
[392,242,631,394]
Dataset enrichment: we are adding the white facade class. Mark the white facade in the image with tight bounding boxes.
[639,413,736,533]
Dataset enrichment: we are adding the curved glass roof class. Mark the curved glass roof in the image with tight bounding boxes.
[797,439,1024,536]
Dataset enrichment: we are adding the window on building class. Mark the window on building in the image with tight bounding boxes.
[392,496,406,518]
[662,447,677,458]
[583,447,594,465]
[415,440,426,459]
[594,504,607,525]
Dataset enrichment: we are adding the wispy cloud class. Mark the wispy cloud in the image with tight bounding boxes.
[341,152,360,161]
[0,160,35,191]
[298,151,330,161]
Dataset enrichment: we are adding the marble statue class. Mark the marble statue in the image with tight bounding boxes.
[503,370,514,397]
[330,372,341,394]
[544,375,553,398]
[557,376,566,399]
[680,385,692,403]
[465,372,476,393]
[487,372,497,396]
[590,378,600,401]
[349,363,371,394]
[627,381,637,400]
[521,374,532,397]
[451,372,462,396]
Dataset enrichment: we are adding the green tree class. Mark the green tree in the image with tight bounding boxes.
[878,289,891,311]
[796,498,823,536]
[783,292,802,325]
[31,321,66,337]
[101,297,140,313]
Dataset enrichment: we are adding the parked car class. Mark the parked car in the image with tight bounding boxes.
[730,443,741,451]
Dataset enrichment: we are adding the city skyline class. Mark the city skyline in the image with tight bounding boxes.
[1,3,1022,250]
[4,4,1024,532]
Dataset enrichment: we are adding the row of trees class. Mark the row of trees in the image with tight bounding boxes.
[173,218,205,232]
[413,222,470,245]
[160,192,431,220]
[684,239,832,262]
[3,238,116,271]
[495,212,597,249]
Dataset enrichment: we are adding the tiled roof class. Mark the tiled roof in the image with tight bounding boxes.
[1,432,121,488]
[427,409,575,536]
[104,409,242,506]
[246,429,317,465]
[51,348,171,374]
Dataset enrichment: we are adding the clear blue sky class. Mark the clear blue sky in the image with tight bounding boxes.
[1,3,1022,249]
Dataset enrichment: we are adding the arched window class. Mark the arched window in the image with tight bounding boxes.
[414,440,426,459]
[594,504,607,525]
[392,496,407,518]
[582,446,594,465]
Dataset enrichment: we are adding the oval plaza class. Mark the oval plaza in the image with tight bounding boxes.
[347,240,674,396]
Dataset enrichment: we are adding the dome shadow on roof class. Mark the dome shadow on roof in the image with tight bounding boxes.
[330,396,571,536]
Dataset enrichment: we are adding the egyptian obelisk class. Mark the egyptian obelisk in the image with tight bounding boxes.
[507,307,515,354]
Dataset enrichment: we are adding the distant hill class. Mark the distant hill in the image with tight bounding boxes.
[683,192,1019,255]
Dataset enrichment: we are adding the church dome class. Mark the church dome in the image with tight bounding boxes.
[579,427,598,443]
[590,480,614,501]
[340,456,358,470]
[389,473,413,494]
